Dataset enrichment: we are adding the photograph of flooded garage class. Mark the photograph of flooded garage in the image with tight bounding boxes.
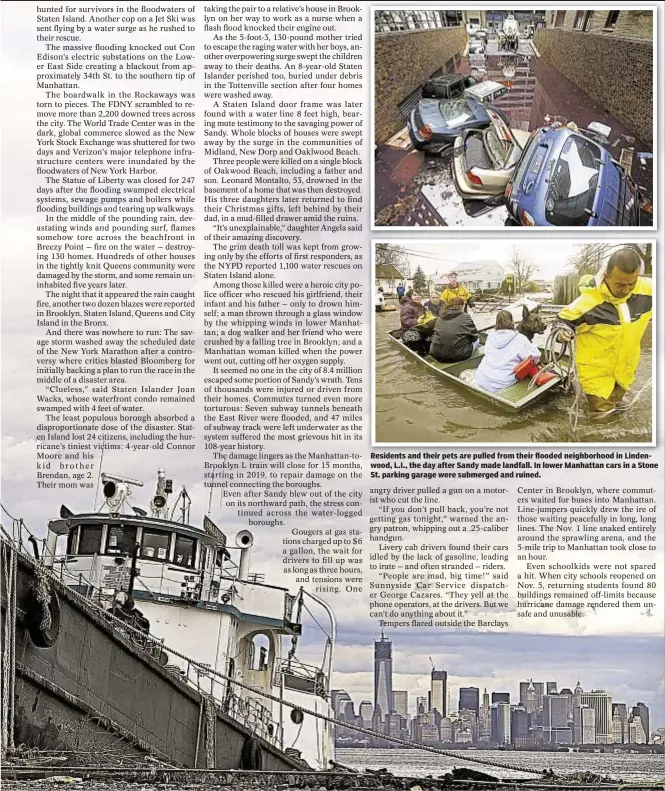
[373,9,654,227]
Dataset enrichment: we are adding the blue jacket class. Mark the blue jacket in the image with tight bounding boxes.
[475,330,541,393]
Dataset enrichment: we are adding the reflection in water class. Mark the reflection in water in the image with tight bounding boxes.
[374,310,652,445]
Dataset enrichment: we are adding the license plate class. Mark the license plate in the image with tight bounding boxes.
[530,153,544,175]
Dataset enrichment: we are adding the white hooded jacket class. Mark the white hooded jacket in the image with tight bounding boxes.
[475,329,541,393]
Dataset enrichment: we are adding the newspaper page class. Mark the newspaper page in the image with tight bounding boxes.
[1,2,663,788]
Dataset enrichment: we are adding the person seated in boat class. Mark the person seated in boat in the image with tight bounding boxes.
[424,294,442,317]
[557,248,652,419]
[475,310,541,393]
[440,273,474,308]
[429,298,480,363]
[400,291,436,355]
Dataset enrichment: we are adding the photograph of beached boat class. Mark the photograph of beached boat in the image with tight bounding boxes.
[373,9,654,228]
[373,242,654,445]
[1,469,336,771]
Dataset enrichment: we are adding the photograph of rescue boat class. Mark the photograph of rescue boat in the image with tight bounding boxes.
[373,8,654,227]
[373,241,654,445]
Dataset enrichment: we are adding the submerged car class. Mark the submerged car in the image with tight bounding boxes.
[452,108,530,203]
[421,73,477,101]
[504,124,641,226]
[409,97,502,153]
[464,81,509,105]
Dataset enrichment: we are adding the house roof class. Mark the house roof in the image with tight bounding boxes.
[376,263,405,279]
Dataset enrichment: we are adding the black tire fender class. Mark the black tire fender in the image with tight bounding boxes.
[26,584,61,649]
[240,735,263,770]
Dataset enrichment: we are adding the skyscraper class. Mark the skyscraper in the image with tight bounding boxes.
[581,690,613,744]
[494,702,511,744]
[332,690,352,719]
[392,690,408,717]
[632,702,650,744]
[559,687,574,721]
[374,633,393,721]
[520,680,537,714]
[580,707,596,744]
[533,682,545,710]
[511,707,530,745]
[492,691,510,704]
[459,687,480,716]
[430,669,447,717]
[358,700,373,728]
[543,695,570,743]
[612,703,628,744]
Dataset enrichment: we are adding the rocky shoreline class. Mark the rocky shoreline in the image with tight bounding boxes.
[0,764,639,791]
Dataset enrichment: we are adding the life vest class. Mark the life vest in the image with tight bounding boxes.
[558,278,652,399]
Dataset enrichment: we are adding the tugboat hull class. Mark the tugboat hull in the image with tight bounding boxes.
[1,545,303,771]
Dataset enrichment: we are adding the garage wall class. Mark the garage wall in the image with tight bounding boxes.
[374,27,468,146]
[534,29,653,144]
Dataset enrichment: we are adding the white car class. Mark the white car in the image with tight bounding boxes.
[375,289,385,311]
[452,107,530,203]
[464,81,509,105]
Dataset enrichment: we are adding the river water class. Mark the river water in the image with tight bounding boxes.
[374,309,653,445]
[337,747,664,782]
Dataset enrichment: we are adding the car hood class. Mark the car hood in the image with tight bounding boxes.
[417,99,446,126]
[418,98,487,132]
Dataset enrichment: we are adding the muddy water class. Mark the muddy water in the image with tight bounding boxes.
[374,310,652,445]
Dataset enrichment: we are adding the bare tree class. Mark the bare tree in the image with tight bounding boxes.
[508,246,537,296]
[375,244,409,277]
[571,243,652,276]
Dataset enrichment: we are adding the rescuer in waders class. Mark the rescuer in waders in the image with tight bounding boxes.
[557,249,652,419]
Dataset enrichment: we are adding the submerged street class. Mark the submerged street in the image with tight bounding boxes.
[375,41,653,227]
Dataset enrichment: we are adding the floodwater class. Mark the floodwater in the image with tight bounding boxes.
[375,41,653,227]
[374,308,653,445]
[337,747,665,782]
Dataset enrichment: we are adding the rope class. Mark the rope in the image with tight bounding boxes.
[0,530,544,778]
[204,693,216,769]
[2,542,17,755]
[34,561,54,633]
[539,321,652,431]
[194,697,204,769]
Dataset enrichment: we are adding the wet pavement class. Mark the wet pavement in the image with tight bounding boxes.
[374,39,653,227]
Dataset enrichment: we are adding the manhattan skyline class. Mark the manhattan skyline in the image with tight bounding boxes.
[329,630,661,728]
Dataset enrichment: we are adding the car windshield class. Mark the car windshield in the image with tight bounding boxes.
[545,135,601,226]
[484,126,512,168]
[438,99,474,128]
